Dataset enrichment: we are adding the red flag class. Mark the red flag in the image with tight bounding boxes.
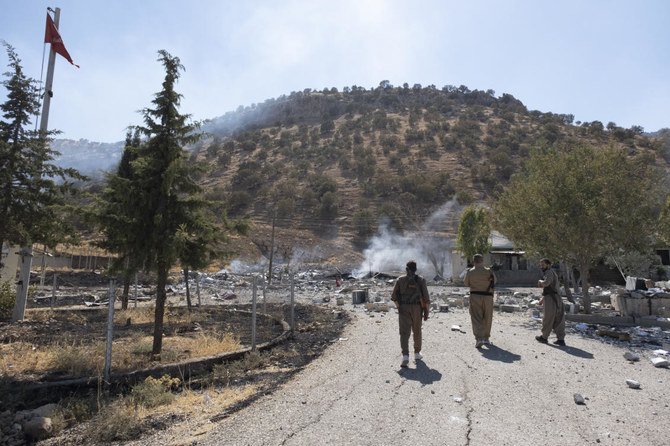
[44,14,79,68]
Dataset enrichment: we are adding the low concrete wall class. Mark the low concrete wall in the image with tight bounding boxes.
[610,294,670,318]
[13,309,292,406]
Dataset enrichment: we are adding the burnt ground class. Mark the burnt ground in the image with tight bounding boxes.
[1,302,350,445]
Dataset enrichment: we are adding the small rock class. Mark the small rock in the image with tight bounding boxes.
[450,325,461,331]
[625,379,641,389]
[623,352,640,362]
[23,416,53,440]
[574,393,586,405]
[651,357,669,368]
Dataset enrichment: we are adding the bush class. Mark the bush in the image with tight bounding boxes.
[130,375,180,408]
[0,281,15,319]
[86,402,143,442]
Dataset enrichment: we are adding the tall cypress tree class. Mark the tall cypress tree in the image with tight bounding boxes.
[0,43,83,268]
[97,128,141,309]
[129,50,206,357]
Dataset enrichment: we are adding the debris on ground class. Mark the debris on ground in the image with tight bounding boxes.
[625,379,641,389]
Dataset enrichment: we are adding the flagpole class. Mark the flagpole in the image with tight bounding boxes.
[12,7,61,322]
[40,7,59,134]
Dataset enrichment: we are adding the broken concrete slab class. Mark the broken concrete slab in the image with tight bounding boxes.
[650,357,669,368]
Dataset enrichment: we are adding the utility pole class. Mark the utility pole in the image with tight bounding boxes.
[13,8,61,322]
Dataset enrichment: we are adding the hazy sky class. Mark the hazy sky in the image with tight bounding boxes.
[1,0,668,143]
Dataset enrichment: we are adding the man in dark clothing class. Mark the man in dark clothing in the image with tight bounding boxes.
[536,258,566,346]
[391,260,430,368]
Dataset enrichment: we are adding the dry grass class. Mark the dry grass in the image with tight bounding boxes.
[0,341,54,376]
[83,379,257,443]
[0,332,241,378]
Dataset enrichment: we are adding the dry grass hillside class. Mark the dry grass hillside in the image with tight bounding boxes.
[182,85,670,267]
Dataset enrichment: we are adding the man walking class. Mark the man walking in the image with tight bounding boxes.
[464,254,496,348]
[535,258,566,346]
[391,260,430,368]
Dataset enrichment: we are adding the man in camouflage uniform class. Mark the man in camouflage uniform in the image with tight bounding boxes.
[464,254,496,348]
[391,260,430,368]
[536,258,566,346]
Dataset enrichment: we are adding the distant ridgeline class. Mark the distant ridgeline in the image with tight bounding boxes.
[50,138,124,177]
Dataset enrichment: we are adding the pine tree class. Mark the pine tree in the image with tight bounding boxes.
[126,50,206,357]
[96,128,141,309]
[0,43,83,266]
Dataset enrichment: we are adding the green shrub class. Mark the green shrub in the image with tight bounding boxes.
[130,375,180,408]
[0,281,15,318]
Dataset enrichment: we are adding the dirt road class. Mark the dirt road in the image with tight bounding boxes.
[150,306,669,446]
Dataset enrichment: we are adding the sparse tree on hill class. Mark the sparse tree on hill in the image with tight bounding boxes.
[494,145,660,313]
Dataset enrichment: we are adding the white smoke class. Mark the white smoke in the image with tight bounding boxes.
[353,199,462,279]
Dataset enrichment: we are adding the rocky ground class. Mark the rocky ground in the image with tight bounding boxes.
[3,270,670,445]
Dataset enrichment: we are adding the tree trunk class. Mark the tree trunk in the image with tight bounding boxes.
[152,266,168,358]
[184,267,192,311]
[559,261,574,303]
[121,273,131,310]
[579,261,591,314]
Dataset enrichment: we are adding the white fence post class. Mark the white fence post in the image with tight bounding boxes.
[104,279,117,383]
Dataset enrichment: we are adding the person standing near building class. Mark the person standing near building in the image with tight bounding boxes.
[464,254,496,348]
[391,260,430,368]
[535,258,566,346]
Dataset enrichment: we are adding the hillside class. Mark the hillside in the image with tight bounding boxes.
[59,84,669,272]
[186,84,669,269]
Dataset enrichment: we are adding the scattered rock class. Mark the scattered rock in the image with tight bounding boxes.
[23,416,53,440]
[623,352,640,362]
[573,393,586,405]
[625,379,641,389]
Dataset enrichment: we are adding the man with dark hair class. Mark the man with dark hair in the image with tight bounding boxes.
[391,260,430,368]
[464,254,496,348]
[536,258,566,346]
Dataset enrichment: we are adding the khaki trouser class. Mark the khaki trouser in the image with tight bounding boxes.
[469,295,493,340]
[398,304,423,355]
[542,293,565,340]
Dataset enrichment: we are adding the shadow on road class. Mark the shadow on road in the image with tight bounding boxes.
[397,360,442,386]
[550,344,594,359]
[479,344,521,363]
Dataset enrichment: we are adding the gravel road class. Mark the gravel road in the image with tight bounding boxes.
[138,304,670,446]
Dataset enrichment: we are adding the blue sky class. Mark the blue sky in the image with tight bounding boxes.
[1,0,668,143]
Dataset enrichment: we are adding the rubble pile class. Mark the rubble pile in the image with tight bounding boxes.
[611,279,670,319]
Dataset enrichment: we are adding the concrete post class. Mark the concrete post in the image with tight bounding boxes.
[251,276,257,351]
[104,279,117,383]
